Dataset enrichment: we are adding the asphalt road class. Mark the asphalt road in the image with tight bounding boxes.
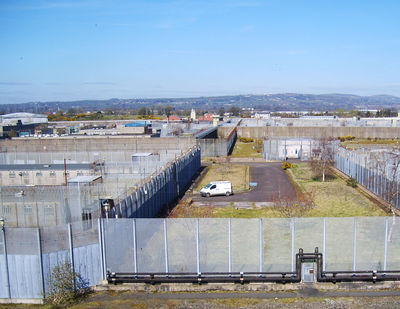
[192,162,298,203]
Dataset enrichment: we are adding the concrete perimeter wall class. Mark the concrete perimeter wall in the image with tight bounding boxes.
[219,126,400,139]
[0,136,196,153]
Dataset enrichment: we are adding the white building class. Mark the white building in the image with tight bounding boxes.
[0,112,48,126]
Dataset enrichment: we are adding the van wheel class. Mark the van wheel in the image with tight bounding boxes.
[206,193,210,198]
[226,192,231,196]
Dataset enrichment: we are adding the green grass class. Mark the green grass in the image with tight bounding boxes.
[290,163,388,217]
[341,138,400,150]
[230,141,263,158]
[194,164,250,192]
[213,206,281,218]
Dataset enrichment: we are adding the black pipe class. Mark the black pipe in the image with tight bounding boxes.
[106,248,400,285]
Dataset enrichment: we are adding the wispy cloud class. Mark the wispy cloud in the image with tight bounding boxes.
[83,82,116,85]
[228,1,263,8]
[153,20,176,30]
[8,1,96,10]
[239,24,254,33]
[0,82,31,86]
[282,49,309,56]
[153,17,198,30]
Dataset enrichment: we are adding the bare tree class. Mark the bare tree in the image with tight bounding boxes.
[170,125,184,136]
[310,137,335,182]
[273,190,315,217]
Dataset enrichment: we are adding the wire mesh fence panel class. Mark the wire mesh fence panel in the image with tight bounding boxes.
[5,228,43,299]
[263,218,292,272]
[103,219,135,273]
[356,217,386,271]
[136,219,165,273]
[231,219,259,272]
[294,218,323,254]
[325,217,354,271]
[386,217,400,270]
[166,218,197,273]
[40,225,69,254]
[71,221,98,248]
[199,219,229,272]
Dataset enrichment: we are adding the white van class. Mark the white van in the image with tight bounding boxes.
[200,181,233,197]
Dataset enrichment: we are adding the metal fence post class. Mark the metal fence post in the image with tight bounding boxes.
[228,219,232,273]
[353,217,357,272]
[37,228,45,298]
[1,224,11,298]
[259,218,263,273]
[101,219,107,280]
[384,217,388,271]
[291,218,295,273]
[323,217,326,271]
[163,219,169,274]
[68,223,76,291]
[133,219,138,273]
[97,219,105,280]
[196,218,200,274]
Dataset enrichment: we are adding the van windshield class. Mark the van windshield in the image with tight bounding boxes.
[204,183,212,189]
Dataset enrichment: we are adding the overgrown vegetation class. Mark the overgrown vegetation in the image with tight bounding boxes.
[282,162,295,170]
[231,139,263,158]
[346,177,358,188]
[273,190,315,217]
[290,163,387,217]
[341,138,400,150]
[45,262,89,306]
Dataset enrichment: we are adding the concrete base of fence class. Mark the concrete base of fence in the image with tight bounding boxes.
[0,298,43,305]
[94,281,400,293]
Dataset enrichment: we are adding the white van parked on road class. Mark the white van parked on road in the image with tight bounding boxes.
[200,181,233,197]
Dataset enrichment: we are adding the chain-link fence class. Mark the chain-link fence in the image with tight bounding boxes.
[335,147,400,210]
[0,146,201,228]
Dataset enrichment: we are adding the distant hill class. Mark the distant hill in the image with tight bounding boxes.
[1,93,400,114]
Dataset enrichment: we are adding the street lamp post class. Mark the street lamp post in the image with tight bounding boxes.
[103,202,110,221]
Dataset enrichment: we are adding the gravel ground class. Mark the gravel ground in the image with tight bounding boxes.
[60,290,400,309]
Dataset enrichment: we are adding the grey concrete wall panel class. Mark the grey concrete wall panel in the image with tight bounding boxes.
[0,257,8,298]
[135,219,165,272]
[8,254,42,298]
[73,244,101,287]
[219,126,400,140]
[42,250,69,294]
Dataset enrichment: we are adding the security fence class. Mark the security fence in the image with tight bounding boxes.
[335,147,400,210]
[263,138,316,161]
[0,146,201,227]
[0,222,101,299]
[2,216,400,301]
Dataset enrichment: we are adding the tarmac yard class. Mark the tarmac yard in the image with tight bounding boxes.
[191,162,298,204]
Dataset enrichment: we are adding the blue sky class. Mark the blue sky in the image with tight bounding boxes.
[1,0,400,104]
